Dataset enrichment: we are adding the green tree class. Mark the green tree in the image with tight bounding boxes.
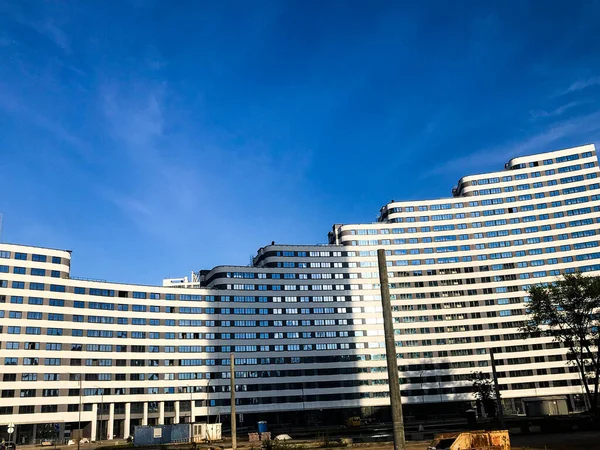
[524,272,600,412]
[469,371,498,418]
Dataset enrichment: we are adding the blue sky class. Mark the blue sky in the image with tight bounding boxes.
[1,1,600,284]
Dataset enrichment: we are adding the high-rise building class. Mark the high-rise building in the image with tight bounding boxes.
[0,144,597,441]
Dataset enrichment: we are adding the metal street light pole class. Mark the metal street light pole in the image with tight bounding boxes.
[206,378,212,443]
[489,349,505,429]
[190,385,194,424]
[206,379,211,425]
[93,386,104,442]
[100,390,104,441]
[420,371,425,405]
[437,375,444,424]
[230,354,236,450]
[77,375,82,450]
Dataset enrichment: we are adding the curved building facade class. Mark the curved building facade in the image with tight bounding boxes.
[0,144,598,441]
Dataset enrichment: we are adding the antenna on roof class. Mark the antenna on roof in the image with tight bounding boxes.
[0,213,3,242]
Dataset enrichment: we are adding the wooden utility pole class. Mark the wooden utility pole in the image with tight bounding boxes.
[490,349,505,428]
[377,249,406,450]
[230,354,237,450]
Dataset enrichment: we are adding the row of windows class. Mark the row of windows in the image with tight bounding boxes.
[377,196,600,225]
[0,266,62,278]
[0,346,568,374]
[0,352,575,388]
[1,317,366,336]
[0,282,219,302]
[0,342,565,368]
[0,369,571,400]
[348,220,599,249]
[382,253,586,268]
[0,299,556,336]
[231,251,343,264]
[507,152,586,170]
[358,236,598,255]
[391,151,595,210]
[0,376,582,415]
[469,162,595,187]
[0,264,594,315]
[0,332,537,362]
[0,365,578,395]
[386,188,599,219]
[387,199,600,228]
[349,228,597,248]
[0,252,62,264]
[0,339,568,367]
[0,293,560,324]
[472,171,598,195]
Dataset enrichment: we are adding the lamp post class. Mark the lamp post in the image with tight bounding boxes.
[77,374,82,450]
[97,388,104,441]
[188,385,193,424]
[206,379,211,425]
[206,379,212,443]
[420,371,425,405]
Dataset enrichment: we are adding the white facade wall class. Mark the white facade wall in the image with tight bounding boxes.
[0,144,598,432]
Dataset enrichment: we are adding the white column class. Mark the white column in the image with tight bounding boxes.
[123,403,131,439]
[91,404,98,441]
[159,402,165,425]
[174,401,180,424]
[107,403,115,440]
[190,398,195,423]
[142,402,148,426]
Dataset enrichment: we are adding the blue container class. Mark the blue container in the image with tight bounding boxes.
[258,421,268,433]
[134,423,191,446]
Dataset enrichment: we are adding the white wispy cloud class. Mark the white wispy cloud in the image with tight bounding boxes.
[98,82,214,240]
[6,4,72,54]
[0,82,90,156]
[529,101,586,120]
[98,79,314,248]
[145,46,167,71]
[102,84,165,152]
[563,76,600,95]
[0,36,17,47]
[422,111,600,179]
[35,20,71,53]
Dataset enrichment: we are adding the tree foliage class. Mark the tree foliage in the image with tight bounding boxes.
[524,272,600,412]
[469,371,497,418]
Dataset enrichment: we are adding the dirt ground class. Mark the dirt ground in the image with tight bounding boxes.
[347,430,600,449]
[509,430,600,449]
[16,431,600,450]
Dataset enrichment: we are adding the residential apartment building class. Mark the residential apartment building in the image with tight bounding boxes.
[1,144,598,442]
